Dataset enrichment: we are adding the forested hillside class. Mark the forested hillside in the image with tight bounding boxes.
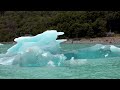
[0,11,120,42]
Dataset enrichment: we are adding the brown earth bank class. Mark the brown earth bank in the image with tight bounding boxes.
[1,36,120,44]
[0,42,16,44]
[63,37,120,44]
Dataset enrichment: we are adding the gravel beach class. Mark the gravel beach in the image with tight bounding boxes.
[1,36,120,44]
[63,37,120,44]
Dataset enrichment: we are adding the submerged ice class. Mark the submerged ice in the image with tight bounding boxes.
[1,30,120,67]
[64,44,120,59]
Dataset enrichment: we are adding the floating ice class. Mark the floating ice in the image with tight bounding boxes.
[6,30,67,55]
[1,30,120,67]
[0,43,3,46]
[47,60,55,67]
[63,57,87,66]
[0,30,67,67]
[105,53,109,57]
[64,44,120,59]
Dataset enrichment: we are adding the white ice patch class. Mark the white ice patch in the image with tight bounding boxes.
[57,32,64,35]
[47,60,55,67]
[0,43,3,46]
[42,53,48,57]
[63,57,87,66]
[0,57,15,65]
[110,45,120,53]
[70,59,87,65]
[105,53,109,57]
[101,46,105,49]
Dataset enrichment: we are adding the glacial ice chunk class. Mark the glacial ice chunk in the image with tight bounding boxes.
[0,43,3,46]
[1,30,120,67]
[63,44,120,59]
[0,30,67,67]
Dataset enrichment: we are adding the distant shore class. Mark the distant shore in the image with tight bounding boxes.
[63,36,120,44]
[0,42,16,44]
[1,36,120,44]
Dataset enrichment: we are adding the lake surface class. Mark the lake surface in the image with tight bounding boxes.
[0,43,120,79]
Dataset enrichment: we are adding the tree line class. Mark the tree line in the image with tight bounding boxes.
[0,11,120,42]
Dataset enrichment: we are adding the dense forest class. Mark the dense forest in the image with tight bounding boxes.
[0,11,120,42]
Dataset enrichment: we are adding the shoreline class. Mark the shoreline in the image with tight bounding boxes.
[63,36,120,44]
[0,42,16,44]
[1,36,120,44]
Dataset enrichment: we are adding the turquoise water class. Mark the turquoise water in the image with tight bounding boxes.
[0,43,120,79]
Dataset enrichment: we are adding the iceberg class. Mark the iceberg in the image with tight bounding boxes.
[0,30,67,67]
[7,30,66,55]
[64,44,120,59]
[1,30,120,67]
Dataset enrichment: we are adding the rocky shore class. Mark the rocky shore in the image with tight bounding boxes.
[0,42,16,44]
[63,37,120,44]
[1,36,120,44]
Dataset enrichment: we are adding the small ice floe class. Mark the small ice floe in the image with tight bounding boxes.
[70,57,87,65]
[101,46,105,49]
[64,57,87,66]
[0,57,15,65]
[42,53,48,57]
[0,43,3,46]
[105,53,109,57]
[47,60,55,67]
